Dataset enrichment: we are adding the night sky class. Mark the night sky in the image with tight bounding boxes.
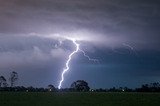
[0,0,160,89]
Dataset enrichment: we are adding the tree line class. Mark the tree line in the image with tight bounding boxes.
[1,72,160,92]
[0,71,18,87]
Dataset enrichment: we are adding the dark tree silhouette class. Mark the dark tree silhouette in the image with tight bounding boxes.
[9,71,18,87]
[48,84,56,91]
[70,80,90,91]
[0,76,7,87]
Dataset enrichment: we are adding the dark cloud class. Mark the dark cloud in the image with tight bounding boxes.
[0,0,159,49]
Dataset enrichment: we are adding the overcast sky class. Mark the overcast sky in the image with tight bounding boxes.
[0,0,160,88]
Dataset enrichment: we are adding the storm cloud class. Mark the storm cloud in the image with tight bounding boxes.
[0,0,160,88]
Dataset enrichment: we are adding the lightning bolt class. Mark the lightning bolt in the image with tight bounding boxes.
[79,49,99,63]
[58,39,98,89]
[111,43,138,56]
[122,43,138,56]
[58,39,79,89]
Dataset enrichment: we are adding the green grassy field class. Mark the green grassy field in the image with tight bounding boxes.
[0,92,160,106]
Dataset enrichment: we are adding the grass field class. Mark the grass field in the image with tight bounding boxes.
[0,92,160,106]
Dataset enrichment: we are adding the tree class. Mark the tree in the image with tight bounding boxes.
[70,80,90,91]
[9,71,18,87]
[0,76,7,87]
[48,84,55,92]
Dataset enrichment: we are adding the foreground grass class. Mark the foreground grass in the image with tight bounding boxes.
[0,92,160,106]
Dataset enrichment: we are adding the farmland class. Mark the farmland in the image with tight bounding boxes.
[0,92,160,106]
